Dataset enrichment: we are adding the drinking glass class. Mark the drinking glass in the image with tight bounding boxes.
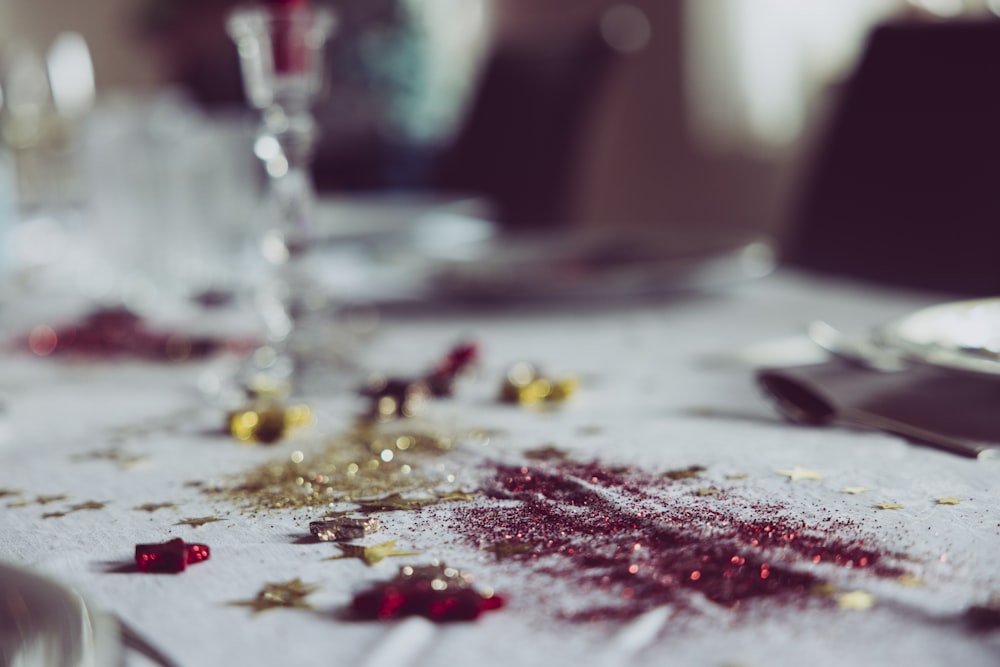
[226,4,336,395]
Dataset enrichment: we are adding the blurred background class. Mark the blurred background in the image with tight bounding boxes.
[2,0,1000,304]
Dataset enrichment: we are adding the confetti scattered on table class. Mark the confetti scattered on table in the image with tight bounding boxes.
[873,502,903,511]
[777,467,823,481]
[499,362,578,406]
[329,539,420,566]
[309,516,382,542]
[841,486,868,495]
[230,579,319,613]
[664,465,706,481]
[175,516,226,528]
[935,497,962,505]
[837,590,876,610]
[68,500,108,512]
[134,502,178,513]
[35,494,69,505]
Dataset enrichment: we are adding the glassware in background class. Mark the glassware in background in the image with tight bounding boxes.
[226,4,337,395]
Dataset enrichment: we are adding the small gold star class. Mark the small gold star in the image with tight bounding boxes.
[874,502,903,510]
[68,501,108,512]
[0,488,22,499]
[328,539,420,566]
[725,473,748,480]
[42,511,68,519]
[6,500,30,508]
[483,541,534,560]
[229,578,319,613]
[935,497,962,505]
[35,494,68,505]
[175,516,226,528]
[896,574,925,587]
[777,467,823,481]
[837,590,876,610]
[695,488,719,496]
[133,502,177,513]
[841,486,868,495]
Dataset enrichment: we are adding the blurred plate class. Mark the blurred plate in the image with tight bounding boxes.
[0,562,121,667]
[424,225,775,302]
[879,298,1000,376]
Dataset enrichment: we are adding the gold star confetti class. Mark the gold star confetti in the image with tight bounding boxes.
[229,578,319,613]
[874,502,903,510]
[725,473,748,480]
[328,539,420,566]
[134,502,177,513]
[6,500,30,508]
[0,488,22,499]
[837,590,876,610]
[68,501,108,512]
[777,467,823,481]
[936,497,962,505]
[695,488,719,497]
[841,486,868,495]
[35,494,68,505]
[42,511,68,519]
[483,541,534,560]
[896,574,925,587]
[175,516,226,528]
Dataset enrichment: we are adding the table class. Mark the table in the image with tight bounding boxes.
[2,262,999,667]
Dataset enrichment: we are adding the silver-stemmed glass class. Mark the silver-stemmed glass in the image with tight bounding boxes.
[227,4,336,395]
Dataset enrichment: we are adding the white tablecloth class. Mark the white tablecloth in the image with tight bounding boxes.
[2,268,998,667]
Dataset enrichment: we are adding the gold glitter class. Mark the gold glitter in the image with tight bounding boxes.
[837,590,876,610]
[500,364,578,406]
[176,516,226,528]
[229,578,318,613]
[873,502,903,510]
[355,491,474,513]
[777,467,823,481]
[204,421,467,513]
[133,502,177,513]
[310,517,382,542]
[841,486,868,495]
[935,497,962,505]
[483,541,534,560]
[328,539,420,566]
[0,488,22,498]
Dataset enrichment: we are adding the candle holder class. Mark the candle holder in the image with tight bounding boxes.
[226,4,336,395]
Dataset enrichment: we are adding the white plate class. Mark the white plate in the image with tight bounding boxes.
[878,298,1000,375]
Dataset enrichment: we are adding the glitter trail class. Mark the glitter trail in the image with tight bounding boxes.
[446,460,906,621]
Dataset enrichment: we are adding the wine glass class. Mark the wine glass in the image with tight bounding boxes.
[226,4,336,395]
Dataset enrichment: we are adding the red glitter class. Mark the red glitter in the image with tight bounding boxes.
[135,538,211,573]
[440,460,907,621]
[351,563,504,622]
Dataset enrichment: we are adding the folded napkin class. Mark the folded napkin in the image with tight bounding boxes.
[757,361,1000,458]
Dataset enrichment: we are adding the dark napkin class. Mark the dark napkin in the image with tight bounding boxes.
[757,362,1000,458]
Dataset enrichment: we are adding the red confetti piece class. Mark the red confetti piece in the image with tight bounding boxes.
[135,538,211,573]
